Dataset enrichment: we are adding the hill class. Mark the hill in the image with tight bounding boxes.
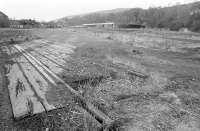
[0,11,9,27]
[56,1,200,32]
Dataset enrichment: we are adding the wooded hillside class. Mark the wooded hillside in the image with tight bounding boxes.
[57,1,200,32]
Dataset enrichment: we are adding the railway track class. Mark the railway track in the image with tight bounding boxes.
[2,42,114,129]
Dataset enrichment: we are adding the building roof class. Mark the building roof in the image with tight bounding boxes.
[83,22,115,26]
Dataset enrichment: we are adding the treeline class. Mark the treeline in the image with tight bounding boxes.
[0,11,9,27]
[0,11,59,28]
[59,1,200,32]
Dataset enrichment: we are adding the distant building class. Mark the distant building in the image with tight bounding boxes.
[80,23,146,29]
[82,22,115,28]
[10,19,40,29]
[118,24,146,28]
[9,20,23,28]
[71,25,85,28]
[40,22,61,28]
[0,11,9,27]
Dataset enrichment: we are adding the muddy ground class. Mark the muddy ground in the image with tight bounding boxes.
[1,28,200,131]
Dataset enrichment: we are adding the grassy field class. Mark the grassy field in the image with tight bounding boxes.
[0,28,200,131]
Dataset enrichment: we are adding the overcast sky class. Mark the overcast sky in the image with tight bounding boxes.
[0,0,198,21]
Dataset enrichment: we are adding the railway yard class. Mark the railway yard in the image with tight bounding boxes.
[0,28,200,131]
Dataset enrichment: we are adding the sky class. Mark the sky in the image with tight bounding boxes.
[0,0,198,21]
